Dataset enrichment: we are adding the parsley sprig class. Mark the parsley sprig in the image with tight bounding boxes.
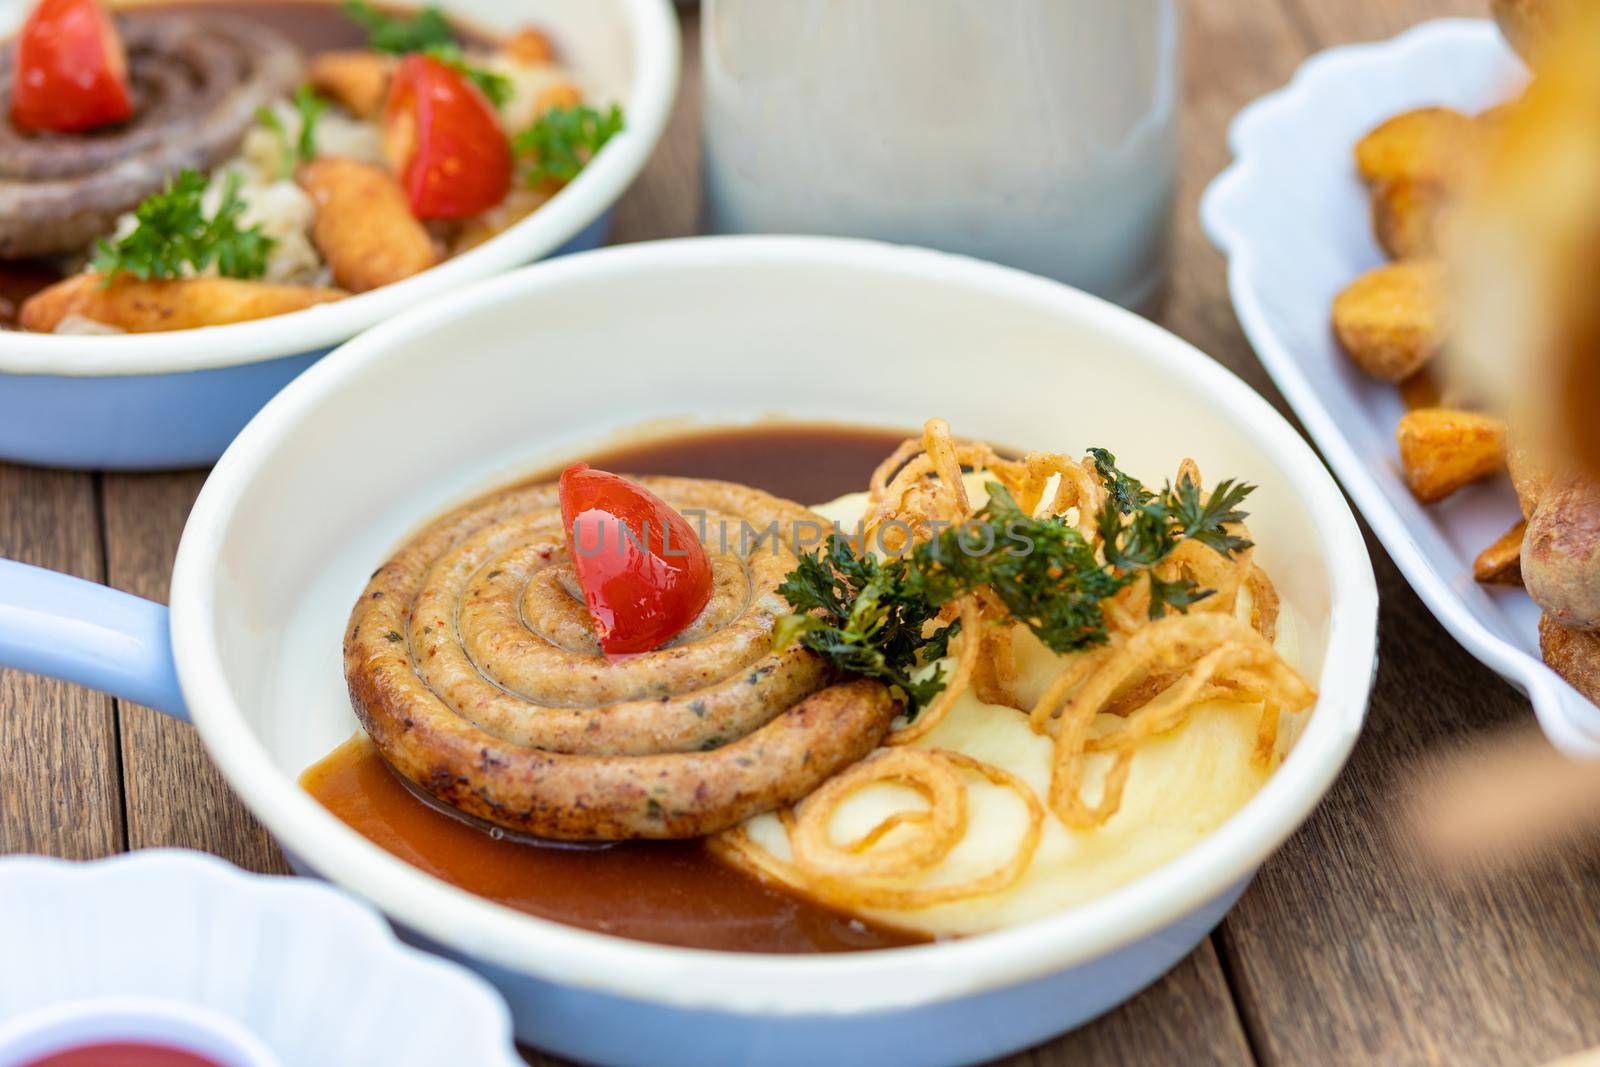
[91,170,275,282]
[1090,448,1255,618]
[341,2,512,108]
[514,104,624,185]
[775,454,1256,713]
[776,538,957,712]
[342,0,453,53]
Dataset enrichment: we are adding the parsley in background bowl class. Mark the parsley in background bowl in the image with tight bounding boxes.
[0,0,678,470]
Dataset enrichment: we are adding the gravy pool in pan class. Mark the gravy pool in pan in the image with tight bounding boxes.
[308,419,1315,952]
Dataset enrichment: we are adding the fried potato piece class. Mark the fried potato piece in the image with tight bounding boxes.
[1395,408,1507,503]
[534,82,583,113]
[1355,107,1477,186]
[299,158,441,292]
[308,50,394,120]
[1524,472,1600,630]
[1372,177,1450,259]
[505,28,557,64]
[1332,260,1448,381]
[19,273,346,333]
[1539,613,1600,704]
[1475,520,1527,584]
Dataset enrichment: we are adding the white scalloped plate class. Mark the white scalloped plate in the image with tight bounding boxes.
[0,850,523,1067]
[1201,19,1600,756]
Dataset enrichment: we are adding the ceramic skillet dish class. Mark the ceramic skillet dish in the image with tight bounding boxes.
[0,0,677,470]
[0,238,1377,1066]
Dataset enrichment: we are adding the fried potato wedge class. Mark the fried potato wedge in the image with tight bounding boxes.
[1372,177,1450,260]
[1539,613,1600,704]
[308,50,394,120]
[1475,520,1527,584]
[1395,407,1507,503]
[1332,260,1449,381]
[505,28,557,64]
[1355,107,1477,187]
[299,158,441,293]
[534,82,583,113]
[1524,472,1600,630]
[19,273,346,333]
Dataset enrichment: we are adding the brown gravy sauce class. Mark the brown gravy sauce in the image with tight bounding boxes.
[302,424,929,954]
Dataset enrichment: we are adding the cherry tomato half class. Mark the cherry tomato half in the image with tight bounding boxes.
[10,0,133,134]
[559,464,713,656]
[382,53,510,220]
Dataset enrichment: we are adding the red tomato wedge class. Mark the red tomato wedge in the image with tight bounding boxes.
[559,464,713,656]
[382,53,511,220]
[10,0,134,133]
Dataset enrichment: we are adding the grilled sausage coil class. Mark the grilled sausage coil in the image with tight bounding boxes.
[345,476,896,840]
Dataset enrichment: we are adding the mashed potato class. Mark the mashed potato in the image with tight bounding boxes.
[727,482,1297,939]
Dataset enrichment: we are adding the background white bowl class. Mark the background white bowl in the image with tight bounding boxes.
[0,850,523,1067]
[157,237,1377,1065]
[0,0,679,468]
[1199,19,1600,756]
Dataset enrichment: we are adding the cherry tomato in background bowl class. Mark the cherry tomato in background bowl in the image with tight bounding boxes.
[382,53,511,220]
[10,0,133,133]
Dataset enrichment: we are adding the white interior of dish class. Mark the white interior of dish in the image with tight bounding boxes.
[0,0,678,376]
[173,238,1374,1015]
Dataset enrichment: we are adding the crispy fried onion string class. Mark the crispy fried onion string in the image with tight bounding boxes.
[714,748,1044,911]
[862,419,1315,831]
[1035,614,1316,828]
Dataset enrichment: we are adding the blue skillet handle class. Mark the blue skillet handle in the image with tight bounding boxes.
[0,558,187,721]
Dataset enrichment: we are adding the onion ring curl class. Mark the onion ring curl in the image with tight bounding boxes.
[1031,614,1316,829]
[713,748,1044,911]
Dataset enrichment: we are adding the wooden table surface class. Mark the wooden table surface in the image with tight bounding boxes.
[4,1,1599,1064]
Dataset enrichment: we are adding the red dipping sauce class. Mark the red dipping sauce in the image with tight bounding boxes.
[23,1044,225,1067]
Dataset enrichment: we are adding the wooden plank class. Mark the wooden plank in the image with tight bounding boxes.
[1156,0,1319,401]
[607,5,702,244]
[1284,0,1483,44]
[0,466,122,858]
[1207,2,1600,1065]
[100,471,288,875]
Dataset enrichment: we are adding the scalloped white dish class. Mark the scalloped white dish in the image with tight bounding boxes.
[1201,19,1600,756]
[0,850,523,1067]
